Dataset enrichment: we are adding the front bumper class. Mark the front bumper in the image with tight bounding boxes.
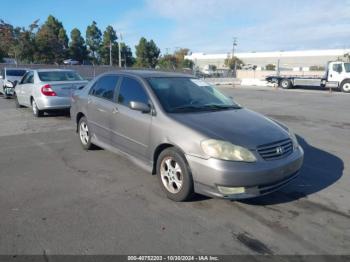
[36,96,71,110]
[3,87,15,97]
[186,146,304,199]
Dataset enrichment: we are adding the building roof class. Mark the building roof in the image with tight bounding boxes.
[185,49,350,60]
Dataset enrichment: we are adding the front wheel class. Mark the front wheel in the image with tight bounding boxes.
[340,80,350,93]
[280,79,293,89]
[157,148,194,202]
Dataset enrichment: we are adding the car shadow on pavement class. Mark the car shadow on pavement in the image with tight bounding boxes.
[42,110,71,118]
[293,85,340,92]
[239,135,344,206]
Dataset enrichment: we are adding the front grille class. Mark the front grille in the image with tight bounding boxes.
[257,138,293,161]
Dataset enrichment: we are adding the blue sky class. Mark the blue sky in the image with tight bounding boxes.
[2,0,350,54]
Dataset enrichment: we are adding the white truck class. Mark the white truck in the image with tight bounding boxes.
[265,61,350,93]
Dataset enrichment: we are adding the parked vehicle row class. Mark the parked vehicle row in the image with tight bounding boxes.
[3,68,304,202]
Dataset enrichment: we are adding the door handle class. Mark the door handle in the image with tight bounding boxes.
[112,107,119,114]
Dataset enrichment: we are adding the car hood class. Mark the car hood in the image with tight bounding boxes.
[170,108,289,149]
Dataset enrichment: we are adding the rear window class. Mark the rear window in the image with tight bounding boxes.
[6,70,27,77]
[38,71,83,82]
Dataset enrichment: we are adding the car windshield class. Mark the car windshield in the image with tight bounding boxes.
[6,70,27,77]
[38,71,83,82]
[147,77,241,113]
[344,63,350,73]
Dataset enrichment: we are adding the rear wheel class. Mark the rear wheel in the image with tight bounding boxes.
[32,99,43,117]
[340,80,350,93]
[280,79,293,89]
[157,148,194,202]
[78,116,94,150]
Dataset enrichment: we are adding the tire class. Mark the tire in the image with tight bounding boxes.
[14,94,24,108]
[280,79,293,89]
[3,88,9,99]
[31,99,43,117]
[340,80,350,93]
[78,116,94,150]
[156,148,194,202]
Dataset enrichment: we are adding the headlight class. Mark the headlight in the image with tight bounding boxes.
[201,139,256,162]
[289,130,299,150]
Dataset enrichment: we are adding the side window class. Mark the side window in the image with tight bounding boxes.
[27,72,34,84]
[118,77,149,107]
[333,64,342,73]
[20,72,30,84]
[90,75,119,101]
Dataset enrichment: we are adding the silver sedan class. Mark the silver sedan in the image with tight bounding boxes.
[71,70,304,202]
[15,69,88,117]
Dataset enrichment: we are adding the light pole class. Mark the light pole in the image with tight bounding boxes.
[232,37,238,77]
[109,40,112,66]
[118,33,122,68]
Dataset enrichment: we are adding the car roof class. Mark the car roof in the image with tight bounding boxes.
[102,70,193,78]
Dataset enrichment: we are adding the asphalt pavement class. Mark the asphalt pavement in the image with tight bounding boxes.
[0,86,349,255]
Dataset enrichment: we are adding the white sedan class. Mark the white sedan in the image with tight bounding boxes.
[15,69,88,117]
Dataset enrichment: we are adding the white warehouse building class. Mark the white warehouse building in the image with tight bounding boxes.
[185,49,350,71]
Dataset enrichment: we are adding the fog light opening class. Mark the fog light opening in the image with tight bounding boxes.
[217,186,246,195]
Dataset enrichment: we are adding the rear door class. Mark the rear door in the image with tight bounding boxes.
[86,75,120,145]
[111,76,152,161]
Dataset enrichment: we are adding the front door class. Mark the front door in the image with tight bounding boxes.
[17,71,34,106]
[86,75,120,145]
[111,76,152,161]
[328,63,345,84]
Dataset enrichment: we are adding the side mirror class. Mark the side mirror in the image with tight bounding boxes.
[129,101,151,113]
[0,75,3,79]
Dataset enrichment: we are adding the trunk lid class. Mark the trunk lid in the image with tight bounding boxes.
[40,81,88,97]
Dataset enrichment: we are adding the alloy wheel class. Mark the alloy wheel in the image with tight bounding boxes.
[160,156,183,194]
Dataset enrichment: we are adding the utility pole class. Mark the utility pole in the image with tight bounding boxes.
[109,40,112,66]
[118,33,122,68]
[232,37,238,77]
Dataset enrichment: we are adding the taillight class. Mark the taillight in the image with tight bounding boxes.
[41,84,57,96]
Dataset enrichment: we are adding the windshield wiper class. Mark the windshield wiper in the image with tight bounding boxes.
[171,104,241,113]
[171,105,204,112]
[199,104,242,110]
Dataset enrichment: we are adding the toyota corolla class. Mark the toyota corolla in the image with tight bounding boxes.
[70,70,304,201]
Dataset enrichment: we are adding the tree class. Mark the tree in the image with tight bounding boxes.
[224,56,244,70]
[99,26,118,65]
[173,48,193,69]
[69,28,88,62]
[86,21,102,64]
[157,54,177,70]
[0,19,16,59]
[135,37,160,68]
[265,64,276,71]
[120,43,135,67]
[34,15,68,63]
